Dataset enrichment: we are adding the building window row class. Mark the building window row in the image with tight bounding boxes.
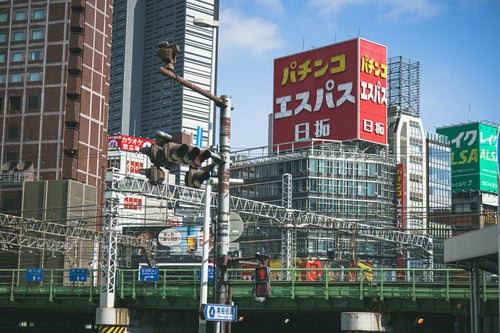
[0,8,45,23]
[0,72,41,84]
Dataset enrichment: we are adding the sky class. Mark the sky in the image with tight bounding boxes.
[215,0,500,151]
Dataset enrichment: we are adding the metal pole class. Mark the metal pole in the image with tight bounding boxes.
[216,95,232,333]
[198,182,211,333]
[198,20,217,333]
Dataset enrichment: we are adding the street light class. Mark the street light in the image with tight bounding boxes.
[193,17,219,147]
[193,16,219,333]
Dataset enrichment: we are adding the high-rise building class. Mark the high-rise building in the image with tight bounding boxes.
[108,0,218,148]
[0,1,112,270]
[426,132,452,268]
[0,0,110,214]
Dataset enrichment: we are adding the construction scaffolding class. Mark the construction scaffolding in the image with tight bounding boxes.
[387,56,421,117]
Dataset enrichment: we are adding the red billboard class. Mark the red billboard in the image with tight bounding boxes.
[108,135,154,152]
[272,38,387,149]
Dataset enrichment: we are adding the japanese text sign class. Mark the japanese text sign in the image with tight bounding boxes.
[273,38,387,150]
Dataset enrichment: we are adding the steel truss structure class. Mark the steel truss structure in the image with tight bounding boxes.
[106,174,433,254]
[0,212,154,262]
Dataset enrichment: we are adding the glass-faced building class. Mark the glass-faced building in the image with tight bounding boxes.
[230,142,398,264]
[426,132,452,268]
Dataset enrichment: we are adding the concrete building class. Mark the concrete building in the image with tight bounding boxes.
[108,0,219,148]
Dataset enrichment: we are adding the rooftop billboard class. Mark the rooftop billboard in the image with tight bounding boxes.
[437,122,498,193]
[272,38,387,150]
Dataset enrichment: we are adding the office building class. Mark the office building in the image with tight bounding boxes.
[0,0,110,213]
[0,0,112,268]
[426,132,452,268]
[108,0,219,148]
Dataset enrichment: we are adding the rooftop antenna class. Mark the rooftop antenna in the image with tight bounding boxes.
[468,103,471,121]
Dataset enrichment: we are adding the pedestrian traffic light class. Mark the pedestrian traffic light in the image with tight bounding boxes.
[139,166,165,185]
[184,163,216,189]
[254,266,270,298]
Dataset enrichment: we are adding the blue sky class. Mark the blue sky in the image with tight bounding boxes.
[215,0,500,151]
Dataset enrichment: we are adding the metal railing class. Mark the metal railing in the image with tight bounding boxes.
[0,267,497,310]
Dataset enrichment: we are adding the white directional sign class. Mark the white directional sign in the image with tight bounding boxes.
[200,303,237,322]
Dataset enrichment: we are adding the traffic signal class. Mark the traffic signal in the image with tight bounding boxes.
[190,149,222,168]
[184,163,216,189]
[156,41,180,70]
[164,142,189,163]
[139,166,165,185]
[182,146,201,165]
[254,266,270,298]
[140,144,167,167]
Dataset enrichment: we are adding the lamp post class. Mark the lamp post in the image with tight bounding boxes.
[193,18,219,147]
[193,17,219,333]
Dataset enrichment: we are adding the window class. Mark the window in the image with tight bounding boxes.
[0,13,7,22]
[10,73,22,83]
[9,96,21,111]
[8,124,19,139]
[32,29,43,40]
[0,33,6,42]
[13,31,25,41]
[2,198,14,214]
[0,54,5,63]
[0,74,5,84]
[28,95,39,109]
[29,72,40,81]
[33,9,45,19]
[14,10,26,21]
[12,52,23,62]
[31,50,42,60]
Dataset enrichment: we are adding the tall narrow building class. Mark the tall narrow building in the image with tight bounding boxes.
[108,0,218,148]
[0,0,111,213]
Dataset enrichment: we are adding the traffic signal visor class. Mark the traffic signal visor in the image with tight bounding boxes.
[184,163,216,188]
[164,142,189,162]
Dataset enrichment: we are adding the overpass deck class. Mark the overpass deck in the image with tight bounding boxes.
[0,267,497,315]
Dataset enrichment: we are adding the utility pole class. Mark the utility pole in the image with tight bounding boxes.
[157,41,232,333]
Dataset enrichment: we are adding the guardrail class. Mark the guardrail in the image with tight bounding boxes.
[0,267,497,312]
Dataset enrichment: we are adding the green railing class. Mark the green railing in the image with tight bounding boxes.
[0,267,497,313]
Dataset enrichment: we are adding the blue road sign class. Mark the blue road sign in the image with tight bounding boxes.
[201,303,237,322]
[25,268,44,282]
[69,268,88,282]
[139,267,159,282]
[199,266,215,282]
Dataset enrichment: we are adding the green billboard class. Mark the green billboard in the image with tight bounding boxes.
[437,122,498,194]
